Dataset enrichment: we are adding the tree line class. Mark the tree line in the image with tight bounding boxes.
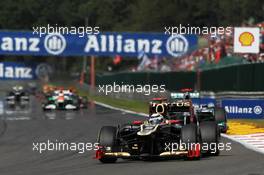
[0,0,263,32]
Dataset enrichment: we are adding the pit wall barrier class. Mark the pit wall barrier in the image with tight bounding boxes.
[78,82,264,119]
[93,62,264,91]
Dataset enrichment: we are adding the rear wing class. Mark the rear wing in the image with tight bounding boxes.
[170,92,200,99]
[196,107,214,113]
[150,100,192,115]
[169,100,192,112]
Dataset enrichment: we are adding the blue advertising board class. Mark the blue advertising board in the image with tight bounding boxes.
[0,62,37,80]
[0,31,197,57]
[221,99,264,119]
[0,62,52,80]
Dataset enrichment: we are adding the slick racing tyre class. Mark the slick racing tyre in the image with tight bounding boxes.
[181,124,200,160]
[98,126,118,163]
[215,108,226,123]
[215,108,227,133]
[181,123,198,144]
[200,121,220,156]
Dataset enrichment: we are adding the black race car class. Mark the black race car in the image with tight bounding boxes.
[171,90,228,133]
[196,105,228,133]
[5,86,30,108]
[95,100,220,163]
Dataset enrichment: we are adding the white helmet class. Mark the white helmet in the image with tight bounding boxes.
[149,113,164,124]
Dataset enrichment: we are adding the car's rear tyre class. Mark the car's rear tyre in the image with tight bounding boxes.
[181,124,200,160]
[181,124,198,144]
[215,108,226,123]
[98,126,118,163]
[215,108,227,133]
[200,121,220,156]
[8,104,15,109]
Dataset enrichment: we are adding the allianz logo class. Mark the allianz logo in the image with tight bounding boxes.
[84,34,189,57]
[0,63,32,79]
[1,37,39,52]
[0,34,66,55]
[225,105,262,115]
[84,35,163,55]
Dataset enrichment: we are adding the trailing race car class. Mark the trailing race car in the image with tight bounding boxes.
[42,89,88,110]
[42,90,79,110]
[96,100,220,163]
[5,86,30,108]
[171,90,228,133]
[196,105,228,133]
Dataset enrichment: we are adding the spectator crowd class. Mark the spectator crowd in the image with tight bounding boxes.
[173,22,264,71]
[131,22,264,72]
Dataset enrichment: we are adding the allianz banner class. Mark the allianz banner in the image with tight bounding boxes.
[0,62,36,80]
[0,62,52,80]
[0,31,197,57]
[221,99,264,119]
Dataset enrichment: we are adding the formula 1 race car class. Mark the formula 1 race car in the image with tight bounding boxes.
[170,90,228,133]
[96,100,220,163]
[42,89,88,110]
[196,105,228,133]
[5,86,30,108]
[42,90,79,110]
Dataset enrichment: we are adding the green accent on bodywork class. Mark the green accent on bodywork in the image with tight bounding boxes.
[48,97,55,101]
[218,122,226,126]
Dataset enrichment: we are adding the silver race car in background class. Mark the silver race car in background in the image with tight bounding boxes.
[5,86,30,109]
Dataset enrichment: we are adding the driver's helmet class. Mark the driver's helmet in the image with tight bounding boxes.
[149,113,164,125]
[184,92,190,99]
[207,103,215,108]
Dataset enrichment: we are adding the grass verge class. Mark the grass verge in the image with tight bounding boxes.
[78,91,148,114]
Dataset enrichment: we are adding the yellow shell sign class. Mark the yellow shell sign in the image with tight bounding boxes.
[239,32,255,46]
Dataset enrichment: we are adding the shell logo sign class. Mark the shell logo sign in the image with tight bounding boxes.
[234,27,260,53]
[239,32,254,46]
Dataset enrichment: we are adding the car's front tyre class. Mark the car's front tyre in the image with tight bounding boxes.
[97,126,118,163]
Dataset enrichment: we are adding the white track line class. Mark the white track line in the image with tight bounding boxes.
[222,134,264,154]
[94,101,148,117]
[94,100,264,155]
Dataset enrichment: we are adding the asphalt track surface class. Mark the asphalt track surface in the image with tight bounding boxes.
[0,94,263,175]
